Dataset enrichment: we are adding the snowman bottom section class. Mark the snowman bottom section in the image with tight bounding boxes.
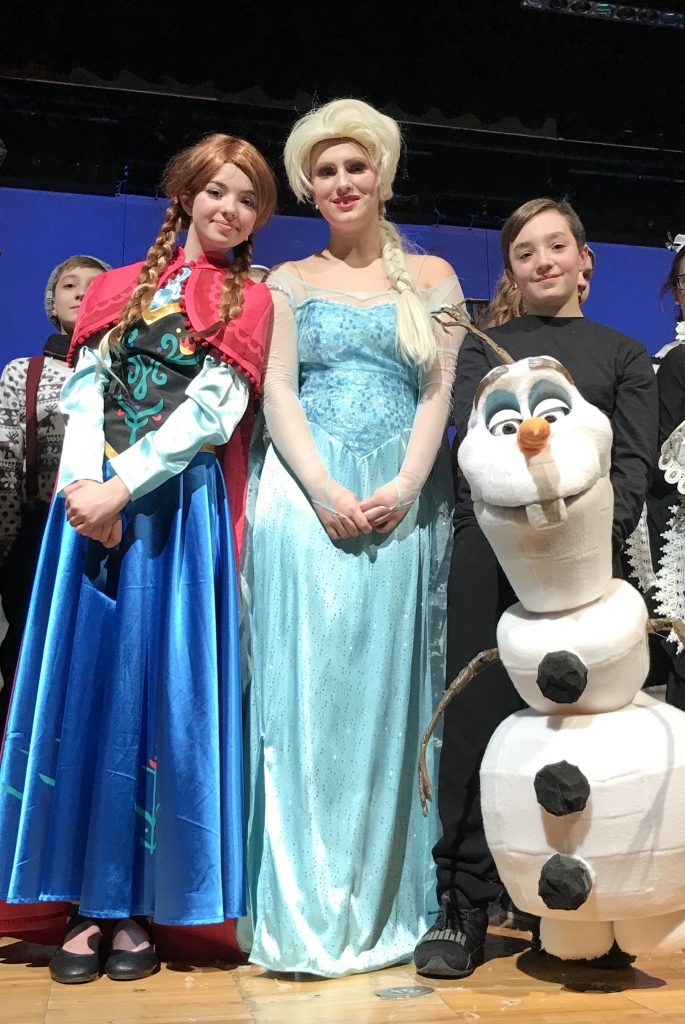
[539,911,685,959]
[481,692,685,930]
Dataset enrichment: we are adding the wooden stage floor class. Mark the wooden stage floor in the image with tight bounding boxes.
[4,925,685,1024]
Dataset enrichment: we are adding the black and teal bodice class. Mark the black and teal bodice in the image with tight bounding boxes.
[104,270,204,452]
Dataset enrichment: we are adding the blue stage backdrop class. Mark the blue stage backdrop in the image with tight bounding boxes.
[0,185,677,371]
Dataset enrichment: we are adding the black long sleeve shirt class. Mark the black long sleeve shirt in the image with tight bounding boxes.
[452,315,658,554]
[656,343,685,448]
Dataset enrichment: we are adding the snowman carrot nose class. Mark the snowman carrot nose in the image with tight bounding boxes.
[518,416,551,453]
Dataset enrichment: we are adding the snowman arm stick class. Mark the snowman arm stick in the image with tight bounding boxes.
[431,303,514,365]
[647,617,685,646]
[418,647,500,816]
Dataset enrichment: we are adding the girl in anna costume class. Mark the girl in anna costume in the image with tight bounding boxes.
[0,134,276,983]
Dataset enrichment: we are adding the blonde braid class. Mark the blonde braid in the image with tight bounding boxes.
[379,217,437,369]
[102,201,182,356]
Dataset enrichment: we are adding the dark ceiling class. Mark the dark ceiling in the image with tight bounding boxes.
[2,0,684,244]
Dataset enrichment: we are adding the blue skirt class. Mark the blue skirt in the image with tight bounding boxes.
[0,453,244,925]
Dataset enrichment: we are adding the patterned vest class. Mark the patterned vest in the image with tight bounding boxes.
[104,292,203,453]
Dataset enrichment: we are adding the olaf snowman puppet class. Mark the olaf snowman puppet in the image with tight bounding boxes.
[419,318,685,961]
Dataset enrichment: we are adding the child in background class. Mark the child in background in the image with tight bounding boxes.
[0,255,110,720]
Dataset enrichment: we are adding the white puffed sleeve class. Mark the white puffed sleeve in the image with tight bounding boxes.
[57,346,109,495]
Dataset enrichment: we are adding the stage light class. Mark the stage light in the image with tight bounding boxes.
[521,0,685,26]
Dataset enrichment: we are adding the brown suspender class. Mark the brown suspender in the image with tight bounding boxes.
[24,356,45,505]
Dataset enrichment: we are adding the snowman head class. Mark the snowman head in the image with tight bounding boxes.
[459,357,612,517]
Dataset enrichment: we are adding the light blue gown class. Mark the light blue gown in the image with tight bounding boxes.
[242,269,459,975]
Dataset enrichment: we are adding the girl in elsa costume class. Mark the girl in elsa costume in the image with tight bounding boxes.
[241,98,465,976]
[0,134,276,983]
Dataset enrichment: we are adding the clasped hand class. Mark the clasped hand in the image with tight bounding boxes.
[314,479,409,541]
[64,477,131,548]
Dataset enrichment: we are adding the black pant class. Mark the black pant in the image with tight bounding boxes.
[432,523,525,910]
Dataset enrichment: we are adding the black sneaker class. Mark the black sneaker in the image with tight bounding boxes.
[414,894,488,978]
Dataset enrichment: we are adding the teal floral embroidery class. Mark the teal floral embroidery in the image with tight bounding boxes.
[117,397,165,445]
[116,317,201,445]
[135,758,160,854]
[128,354,168,401]
[159,332,180,360]
[157,332,200,367]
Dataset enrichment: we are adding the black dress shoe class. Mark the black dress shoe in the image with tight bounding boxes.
[105,916,159,981]
[49,906,102,985]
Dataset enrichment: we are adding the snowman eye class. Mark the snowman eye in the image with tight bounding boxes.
[488,408,524,436]
[484,388,522,436]
[532,397,571,424]
[528,380,572,424]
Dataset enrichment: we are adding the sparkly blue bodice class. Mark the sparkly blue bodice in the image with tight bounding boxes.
[296,299,418,456]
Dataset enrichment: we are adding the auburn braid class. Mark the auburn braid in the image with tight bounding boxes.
[106,201,183,352]
[218,236,255,324]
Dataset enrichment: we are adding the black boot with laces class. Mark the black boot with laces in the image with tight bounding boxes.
[414,893,488,978]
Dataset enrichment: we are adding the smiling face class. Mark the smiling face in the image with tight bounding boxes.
[310,139,380,230]
[508,210,589,317]
[52,265,106,333]
[184,162,258,260]
[459,358,612,511]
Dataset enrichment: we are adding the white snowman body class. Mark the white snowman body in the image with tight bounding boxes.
[459,355,685,959]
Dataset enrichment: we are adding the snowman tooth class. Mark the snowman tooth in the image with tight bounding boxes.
[525,497,568,528]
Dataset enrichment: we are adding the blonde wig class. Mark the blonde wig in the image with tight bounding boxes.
[104,134,276,355]
[284,98,437,369]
